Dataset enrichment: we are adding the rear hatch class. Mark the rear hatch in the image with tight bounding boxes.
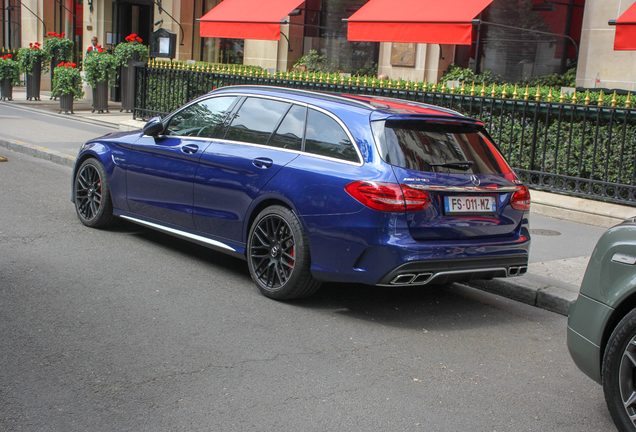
[371,117,528,241]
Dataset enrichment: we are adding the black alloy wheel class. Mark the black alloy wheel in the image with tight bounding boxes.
[603,308,636,432]
[247,206,320,300]
[74,159,115,228]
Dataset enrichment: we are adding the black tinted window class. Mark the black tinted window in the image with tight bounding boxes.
[166,96,235,138]
[225,98,290,145]
[305,109,358,162]
[371,120,512,174]
[269,105,306,150]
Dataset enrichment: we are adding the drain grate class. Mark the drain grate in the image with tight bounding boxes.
[530,229,561,236]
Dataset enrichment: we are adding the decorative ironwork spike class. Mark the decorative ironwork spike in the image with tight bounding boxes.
[460,81,466,95]
[502,84,507,98]
[388,79,392,89]
[312,72,316,82]
[571,91,577,104]
[627,92,632,109]
[547,87,553,102]
[560,88,565,103]
[598,89,604,105]
[491,85,497,98]
[319,72,324,83]
[513,85,518,99]
[341,74,345,85]
[405,80,410,90]
[363,76,368,86]
[356,76,360,86]
[432,83,437,92]
[524,85,529,100]
[450,82,455,94]
[585,90,590,105]
[470,82,475,96]
[379,78,383,88]
[372,77,376,87]
[535,86,541,101]
[480,83,486,97]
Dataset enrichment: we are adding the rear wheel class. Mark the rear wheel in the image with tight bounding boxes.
[247,206,321,300]
[74,158,115,228]
[603,308,636,432]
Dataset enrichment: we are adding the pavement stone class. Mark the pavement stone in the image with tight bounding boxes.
[3,85,635,316]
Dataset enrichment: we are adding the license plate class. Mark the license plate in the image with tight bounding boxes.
[444,196,496,213]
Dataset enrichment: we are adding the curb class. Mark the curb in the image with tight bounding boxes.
[466,277,576,316]
[0,138,76,168]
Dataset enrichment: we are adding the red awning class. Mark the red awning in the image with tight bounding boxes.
[613,2,636,50]
[347,0,493,45]
[199,0,304,41]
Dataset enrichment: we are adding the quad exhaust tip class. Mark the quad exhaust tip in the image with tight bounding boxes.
[507,266,527,277]
[387,266,527,286]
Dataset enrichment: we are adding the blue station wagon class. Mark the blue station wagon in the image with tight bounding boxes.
[72,86,531,299]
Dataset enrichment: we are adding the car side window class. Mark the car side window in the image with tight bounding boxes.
[268,104,306,151]
[225,97,291,145]
[305,109,358,163]
[166,96,235,138]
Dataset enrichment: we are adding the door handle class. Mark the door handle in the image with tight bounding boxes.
[253,157,273,169]
[182,144,199,154]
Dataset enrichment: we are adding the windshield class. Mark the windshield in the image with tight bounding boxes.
[371,120,512,175]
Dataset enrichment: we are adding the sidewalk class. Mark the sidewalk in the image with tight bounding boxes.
[2,87,635,316]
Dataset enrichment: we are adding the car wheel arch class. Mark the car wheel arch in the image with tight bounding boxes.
[243,196,299,247]
[601,290,636,377]
[72,153,110,199]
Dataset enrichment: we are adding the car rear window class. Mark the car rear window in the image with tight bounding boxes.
[371,120,512,174]
[305,109,359,163]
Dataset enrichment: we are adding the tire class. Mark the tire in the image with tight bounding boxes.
[74,158,116,228]
[247,205,321,300]
[603,308,636,432]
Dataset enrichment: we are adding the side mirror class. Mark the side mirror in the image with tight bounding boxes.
[143,117,164,136]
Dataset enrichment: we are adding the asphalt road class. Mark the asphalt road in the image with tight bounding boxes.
[0,140,616,429]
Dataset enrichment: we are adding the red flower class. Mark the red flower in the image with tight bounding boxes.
[61,32,65,37]
[58,61,64,67]
[70,62,76,67]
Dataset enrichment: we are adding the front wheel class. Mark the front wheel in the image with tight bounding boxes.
[603,308,636,432]
[247,206,321,300]
[74,158,115,228]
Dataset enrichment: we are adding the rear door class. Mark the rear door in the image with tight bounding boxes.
[372,119,524,240]
[192,98,304,241]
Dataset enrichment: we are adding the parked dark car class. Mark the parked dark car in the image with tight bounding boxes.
[568,218,636,432]
[72,86,531,299]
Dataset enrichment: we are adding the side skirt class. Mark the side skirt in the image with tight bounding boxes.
[118,214,246,260]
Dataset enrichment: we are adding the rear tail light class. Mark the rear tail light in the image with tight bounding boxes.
[510,185,531,211]
[345,180,431,212]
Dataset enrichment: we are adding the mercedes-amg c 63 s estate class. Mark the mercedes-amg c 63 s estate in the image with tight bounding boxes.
[72,86,531,299]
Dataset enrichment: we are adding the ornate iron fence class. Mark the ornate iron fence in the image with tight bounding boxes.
[134,65,636,206]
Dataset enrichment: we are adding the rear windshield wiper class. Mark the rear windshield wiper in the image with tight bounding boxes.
[428,161,474,171]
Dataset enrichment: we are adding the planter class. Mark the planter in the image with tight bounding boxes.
[1,78,12,100]
[59,93,74,114]
[26,60,41,101]
[92,76,109,113]
[121,53,145,112]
